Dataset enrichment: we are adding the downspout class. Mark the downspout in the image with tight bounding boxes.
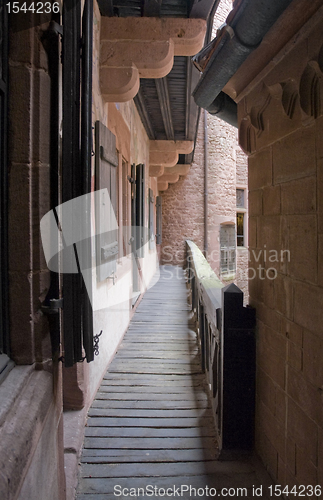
[204,108,208,258]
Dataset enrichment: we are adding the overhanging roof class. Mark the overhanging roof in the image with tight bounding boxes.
[97,0,218,164]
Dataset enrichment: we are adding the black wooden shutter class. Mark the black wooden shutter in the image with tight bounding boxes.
[0,3,9,356]
[148,188,154,249]
[130,163,139,292]
[62,0,94,367]
[80,0,94,363]
[156,195,162,244]
[136,163,145,257]
[95,121,118,282]
[62,0,83,367]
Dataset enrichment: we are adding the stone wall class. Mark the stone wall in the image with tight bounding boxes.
[161,108,249,297]
[0,13,66,500]
[238,14,323,488]
[161,113,205,266]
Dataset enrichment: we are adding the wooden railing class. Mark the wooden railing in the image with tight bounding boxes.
[186,240,256,455]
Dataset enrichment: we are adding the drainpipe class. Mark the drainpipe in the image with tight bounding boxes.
[204,108,208,259]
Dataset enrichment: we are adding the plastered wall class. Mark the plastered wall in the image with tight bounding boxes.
[87,0,158,402]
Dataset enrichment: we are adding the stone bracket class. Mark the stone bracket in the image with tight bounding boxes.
[149,140,193,176]
[100,17,206,102]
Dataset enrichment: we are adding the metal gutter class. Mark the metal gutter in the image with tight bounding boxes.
[208,92,238,127]
[192,0,294,112]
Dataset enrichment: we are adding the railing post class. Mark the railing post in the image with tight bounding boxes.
[186,240,256,456]
[219,283,256,454]
[198,301,205,373]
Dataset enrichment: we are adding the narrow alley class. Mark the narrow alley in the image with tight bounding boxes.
[76,266,273,499]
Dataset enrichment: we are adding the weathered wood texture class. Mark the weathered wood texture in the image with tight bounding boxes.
[77,266,272,499]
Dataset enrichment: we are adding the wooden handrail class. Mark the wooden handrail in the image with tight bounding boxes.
[186,239,223,330]
[185,239,256,455]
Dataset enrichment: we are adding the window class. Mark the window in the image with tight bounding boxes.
[148,188,155,250]
[220,225,236,276]
[121,159,130,258]
[156,196,162,244]
[236,188,245,208]
[95,121,119,282]
[132,163,145,258]
[237,212,244,247]
[236,188,246,247]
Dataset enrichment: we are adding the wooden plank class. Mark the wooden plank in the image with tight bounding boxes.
[118,343,198,350]
[143,0,162,17]
[77,472,258,496]
[99,384,207,399]
[80,461,220,479]
[106,369,203,375]
[84,427,216,439]
[86,416,214,428]
[91,400,209,409]
[95,392,208,401]
[109,358,201,366]
[88,408,213,418]
[81,447,218,463]
[101,375,203,383]
[102,375,205,384]
[122,327,196,333]
[101,376,204,384]
[118,340,197,346]
[108,357,200,363]
[97,386,206,394]
[123,335,197,340]
[115,350,199,359]
[107,366,201,372]
[83,436,217,450]
[108,362,201,370]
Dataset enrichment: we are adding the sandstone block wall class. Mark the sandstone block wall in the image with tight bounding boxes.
[161,113,205,266]
[238,15,323,487]
[161,110,249,299]
[0,13,66,500]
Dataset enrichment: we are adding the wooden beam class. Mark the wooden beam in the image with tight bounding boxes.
[155,77,174,140]
[134,88,156,140]
[150,140,194,154]
[186,59,201,141]
[143,0,162,17]
[185,57,191,139]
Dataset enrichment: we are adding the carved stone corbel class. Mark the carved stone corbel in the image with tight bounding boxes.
[100,18,206,102]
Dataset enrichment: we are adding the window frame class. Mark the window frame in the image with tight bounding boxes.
[219,224,236,279]
[236,186,248,248]
[95,120,119,283]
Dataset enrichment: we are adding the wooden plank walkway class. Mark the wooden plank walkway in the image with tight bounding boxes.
[77,266,272,500]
